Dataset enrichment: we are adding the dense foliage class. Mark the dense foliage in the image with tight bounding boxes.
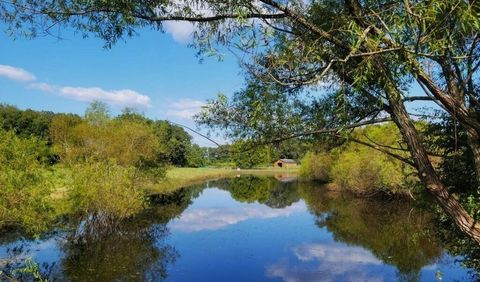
[425,114,480,199]
[0,104,58,140]
[0,103,203,167]
[300,123,416,194]
[68,160,146,236]
[0,129,54,234]
[0,102,206,235]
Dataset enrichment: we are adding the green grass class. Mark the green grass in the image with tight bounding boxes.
[146,166,299,194]
[49,165,299,197]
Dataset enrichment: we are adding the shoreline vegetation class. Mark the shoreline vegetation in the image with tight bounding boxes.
[1,101,480,266]
[0,103,302,235]
[298,123,420,198]
[150,165,409,197]
[51,162,416,206]
[146,167,299,195]
[0,101,436,237]
[51,166,301,198]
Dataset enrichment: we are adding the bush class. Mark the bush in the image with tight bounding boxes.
[0,130,55,234]
[329,146,407,193]
[300,123,415,194]
[299,151,333,182]
[68,160,146,222]
[186,144,206,167]
[51,115,161,168]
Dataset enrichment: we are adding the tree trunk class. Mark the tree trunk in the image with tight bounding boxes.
[466,128,480,185]
[385,82,480,244]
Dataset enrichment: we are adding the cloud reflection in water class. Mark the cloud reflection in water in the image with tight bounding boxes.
[266,242,393,282]
[170,201,306,232]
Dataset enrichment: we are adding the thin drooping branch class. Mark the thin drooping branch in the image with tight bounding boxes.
[248,117,391,149]
[362,132,444,157]
[168,120,222,147]
[342,135,415,166]
[259,17,297,35]
[132,12,286,23]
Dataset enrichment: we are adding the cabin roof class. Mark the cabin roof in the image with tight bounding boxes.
[277,159,297,164]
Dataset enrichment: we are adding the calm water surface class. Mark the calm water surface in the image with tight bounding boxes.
[1,176,478,281]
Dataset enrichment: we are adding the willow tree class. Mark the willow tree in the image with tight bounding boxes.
[2,0,480,243]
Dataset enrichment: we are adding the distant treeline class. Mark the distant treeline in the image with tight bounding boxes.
[0,103,311,169]
[0,103,202,167]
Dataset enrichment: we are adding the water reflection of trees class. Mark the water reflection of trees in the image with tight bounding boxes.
[61,224,176,281]
[1,187,200,281]
[213,177,463,278]
[213,176,300,209]
[434,218,480,271]
[58,187,202,281]
[2,176,478,280]
[298,183,444,278]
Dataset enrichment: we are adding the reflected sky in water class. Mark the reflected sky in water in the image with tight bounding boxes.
[0,178,477,281]
[164,187,474,282]
[170,189,307,232]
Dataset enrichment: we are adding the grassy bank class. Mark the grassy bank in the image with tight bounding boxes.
[146,167,299,194]
[50,166,299,199]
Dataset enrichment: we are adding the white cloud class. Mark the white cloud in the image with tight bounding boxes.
[164,21,196,43]
[2,64,152,109]
[166,98,206,120]
[159,0,209,43]
[29,82,58,93]
[266,261,386,282]
[60,86,152,108]
[170,201,306,232]
[30,83,152,108]
[0,64,36,82]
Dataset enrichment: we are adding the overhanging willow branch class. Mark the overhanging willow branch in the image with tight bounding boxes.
[247,117,391,149]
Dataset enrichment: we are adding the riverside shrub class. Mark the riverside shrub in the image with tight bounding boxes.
[68,160,145,222]
[300,123,415,193]
[299,152,333,182]
[0,130,54,233]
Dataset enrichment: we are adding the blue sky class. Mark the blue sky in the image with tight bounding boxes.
[0,23,244,145]
[1,21,436,146]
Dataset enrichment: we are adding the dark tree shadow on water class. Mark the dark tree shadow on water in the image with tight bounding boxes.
[298,183,480,280]
[60,222,177,282]
[55,189,194,282]
[0,188,192,282]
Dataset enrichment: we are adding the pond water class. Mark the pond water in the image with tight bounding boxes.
[1,176,478,281]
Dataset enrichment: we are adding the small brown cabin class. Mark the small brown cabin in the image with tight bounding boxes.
[273,159,298,169]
